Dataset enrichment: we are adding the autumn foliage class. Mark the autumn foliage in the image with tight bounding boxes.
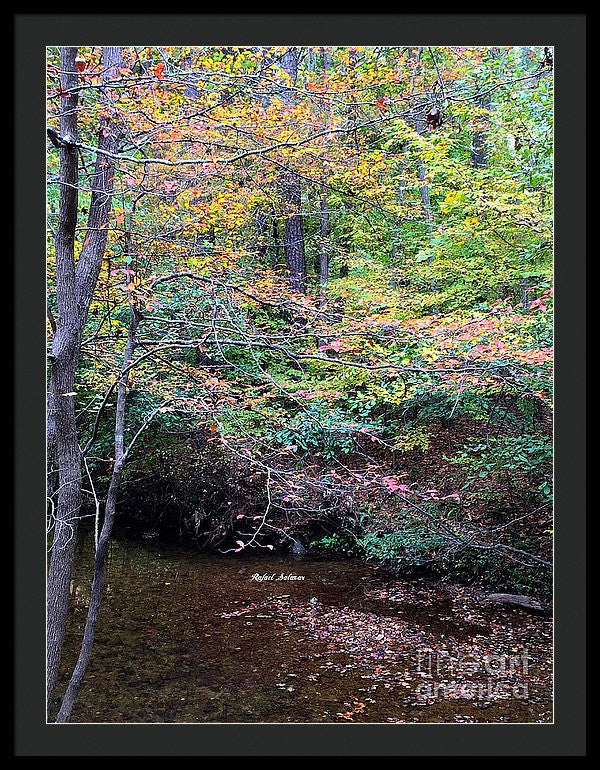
[47,45,553,590]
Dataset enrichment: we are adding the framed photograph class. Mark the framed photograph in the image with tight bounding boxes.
[14,13,585,756]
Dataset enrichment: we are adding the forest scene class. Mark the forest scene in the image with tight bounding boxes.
[46,44,553,724]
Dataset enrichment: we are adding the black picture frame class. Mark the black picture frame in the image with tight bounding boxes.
[14,13,586,756]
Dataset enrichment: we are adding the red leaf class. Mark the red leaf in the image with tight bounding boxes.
[155,62,165,79]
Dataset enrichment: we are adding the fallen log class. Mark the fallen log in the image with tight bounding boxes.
[484,593,552,615]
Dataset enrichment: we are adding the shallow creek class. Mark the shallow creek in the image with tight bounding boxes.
[58,532,552,723]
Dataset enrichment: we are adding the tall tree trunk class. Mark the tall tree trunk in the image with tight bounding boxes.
[281,173,307,293]
[46,46,81,700]
[46,46,125,701]
[471,93,491,168]
[56,307,140,723]
[280,47,307,293]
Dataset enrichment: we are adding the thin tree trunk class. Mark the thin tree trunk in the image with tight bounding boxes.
[272,218,281,266]
[318,48,331,306]
[392,158,408,269]
[471,48,497,169]
[74,47,126,326]
[56,306,140,723]
[408,47,434,229]
[319,184,329,304]
[47,46,125,701]
[521,278,530,311]
[254,210,269,260]
[417,161,433,228]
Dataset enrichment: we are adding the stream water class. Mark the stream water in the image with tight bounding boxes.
[58,531,552,723]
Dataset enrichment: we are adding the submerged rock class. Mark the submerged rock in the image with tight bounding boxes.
[291,540,307,557]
